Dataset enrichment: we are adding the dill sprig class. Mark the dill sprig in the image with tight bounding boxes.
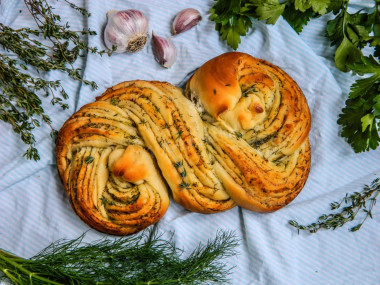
[0,229,239,284]
[0,0,111,160]
[289,178,380,234]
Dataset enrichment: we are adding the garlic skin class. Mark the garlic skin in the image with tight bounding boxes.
[172,8,202,35]
[104,9,149,53]
[152,32,177,68]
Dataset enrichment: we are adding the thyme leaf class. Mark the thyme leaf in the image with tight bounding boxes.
[289,178,380,234]
[0,0,109,161]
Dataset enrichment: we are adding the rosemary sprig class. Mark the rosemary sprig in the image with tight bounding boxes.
[0,0,111,160]
[289,178,380,234]
[0,229,239,284]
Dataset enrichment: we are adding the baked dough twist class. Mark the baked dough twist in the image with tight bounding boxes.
[186,52,311,212]
[56,52,311,235]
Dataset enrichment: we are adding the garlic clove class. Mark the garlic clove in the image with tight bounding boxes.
[172,8,202,35]
[104,9,149,53]
[152,32,177,68]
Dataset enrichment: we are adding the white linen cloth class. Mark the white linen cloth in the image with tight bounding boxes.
[0,0,379,284]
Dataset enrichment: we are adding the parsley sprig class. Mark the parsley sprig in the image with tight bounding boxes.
[338,56,380,152]
[210,0,337,50]
[210,0,253,50]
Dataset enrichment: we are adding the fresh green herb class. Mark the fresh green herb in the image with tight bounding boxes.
[0,0,110,161]
[236,132,243,139]
[101,196,115,206]
[180,170,187,178]
[211,0,380,153]
[0,229,239,284]
[210,0,330,50]
[338,55,380,152]
[179,182,191,189]
[289,178,380,234]
[213,88,217,95]
[176,130,183,140]
[100,196,107,205]
[139,119,147,125]
[327,1,380,152]
[210,0,253,50]
[242,84,257,97]
[63,0,91,17]
[174,160,183,168]
[110,97,120,106]
[84,155,94,164]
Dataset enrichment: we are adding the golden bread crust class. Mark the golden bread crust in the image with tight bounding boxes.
[56,80,236,235]
[56,89,171,235]
[56,52,311,234]
[186,52,311,212]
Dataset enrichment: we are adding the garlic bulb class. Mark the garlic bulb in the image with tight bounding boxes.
[152,32,177,68]
[104,9,149,53]
[172,8,202,35]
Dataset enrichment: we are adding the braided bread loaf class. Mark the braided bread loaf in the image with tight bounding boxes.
[56,52,311,235]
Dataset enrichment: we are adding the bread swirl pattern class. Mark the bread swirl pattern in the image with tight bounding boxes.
[56,52,311,234]
[186,52,311,212]
[56,98,170,235]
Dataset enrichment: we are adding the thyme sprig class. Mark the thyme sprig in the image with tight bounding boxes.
[0,0,111,160]
[0,229,239,284]
[289,178,380,234]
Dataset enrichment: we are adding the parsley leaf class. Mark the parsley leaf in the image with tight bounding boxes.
[294,0,329,14]
[338,56,380,152]
[210,0,252,50]
[309,0,330,15]
[244,0,286,25]
[210,0,335,48]
[326,10,345,46]
[327,0,347,14]
[334,37,363,71]
[282,4,313,34]
[326,3,367,71]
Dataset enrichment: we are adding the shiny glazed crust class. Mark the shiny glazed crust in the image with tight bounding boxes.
[56,80,236,235]
[56,52,311,235]
[186,52,311,212]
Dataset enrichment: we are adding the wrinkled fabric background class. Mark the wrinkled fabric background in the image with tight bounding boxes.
[0,0,379,284]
